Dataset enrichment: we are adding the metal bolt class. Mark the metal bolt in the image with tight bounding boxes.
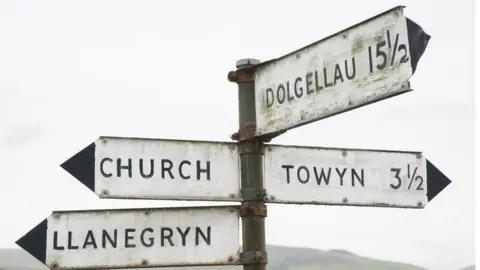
[101,189,109,196]
[144,210,150,215]
[52,213,61,220]
[296,53,301,59]
[269,195,276,201]
[51,262,59,269]
[141,259,148,266]
[348,100,353,106]
[416,153,422,159]
[102,138,107,144]
[342,197,348,203]
[229,193,237,199]
[342,150,347,157]
[417,201,423,207]
[236,58,260,69]
[227,256,234,262]
[342,33,348,38]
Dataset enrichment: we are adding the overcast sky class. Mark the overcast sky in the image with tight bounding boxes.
[0,1,475,270]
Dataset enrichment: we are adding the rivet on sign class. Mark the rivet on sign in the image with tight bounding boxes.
[296,53,301,59]
[141,259,149,266]
[348,100,353,106]
[52,213,61,220]
[342,33,348,38]
[51,262,59,269]
[229,193,237,199]
[227,256,234,262]
[101,189,109,196]
[416,153,422,159]
[342,150,347,157]
[342,197,348,203]
[102,139,107,144]
[417,201,423,207]
[144,210,150,215]
[269,195,276,201]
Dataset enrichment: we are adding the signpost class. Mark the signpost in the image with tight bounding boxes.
[16,206,241,270]
[17,5,452,270]
[263,144,451,208]
[251,6,430,138]
[61,136,241,201]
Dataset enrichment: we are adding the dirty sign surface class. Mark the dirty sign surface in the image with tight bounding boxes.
[263,144,432,208]
[253,6,430,137]
[16,206,241,270]
[61,136,241,201]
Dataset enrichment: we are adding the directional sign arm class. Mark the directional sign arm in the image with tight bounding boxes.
[253,6,433,137]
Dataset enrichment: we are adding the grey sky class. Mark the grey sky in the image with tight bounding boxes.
[0,1,475,270]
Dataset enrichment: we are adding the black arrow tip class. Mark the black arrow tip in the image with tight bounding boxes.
[16,219,47,265]
[426,159,452,202]
[60,142,95,192]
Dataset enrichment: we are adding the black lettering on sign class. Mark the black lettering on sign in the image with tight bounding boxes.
[53,231,65,250]
[125,228,136,248]
[52,226,213,250]
[282,165,365,187]
[117,158,132,178]
[281,165,294,184]
[277,84,286,104]
[140,228,154,247]
[297,166,310,184]
[294,77,303,98]
[179,160,191,179]
[367,29,410,74]
[197,161,211,180]
[196,226,211,246]
[100,158,113,177]
[102,229,117,248]
[161,227,174,247]
[83,230,97,249]
[68,231,79,249]
[336,168,347,186]
[98,158,213,181]
[139,159,154,178]
[314,167,331,185]
[390,165,424,191]
[262,56,358,108]
[286,81,294,101]
[162,159,174,179]
[177,227,191,246]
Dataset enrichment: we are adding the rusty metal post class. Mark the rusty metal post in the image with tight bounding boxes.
[228,58,267,270]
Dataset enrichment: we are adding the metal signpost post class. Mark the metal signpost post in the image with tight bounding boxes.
[17,6,452,270]
[230,58,268,270]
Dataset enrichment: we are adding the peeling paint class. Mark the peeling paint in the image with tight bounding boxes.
[45,206,241,269]
[263,144,428,208]
[253,6,418,137]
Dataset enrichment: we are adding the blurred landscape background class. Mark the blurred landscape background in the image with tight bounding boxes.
[1,245,474,270]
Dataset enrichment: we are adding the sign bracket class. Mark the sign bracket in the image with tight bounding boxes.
[239,250,268,265]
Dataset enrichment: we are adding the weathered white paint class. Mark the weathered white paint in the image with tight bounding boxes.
[264,144,427,208]
[46,206,240,269]
[254,6,413,136]
[95,137,241,201]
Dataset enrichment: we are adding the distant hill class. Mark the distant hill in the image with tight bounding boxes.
[0,245,430,270]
